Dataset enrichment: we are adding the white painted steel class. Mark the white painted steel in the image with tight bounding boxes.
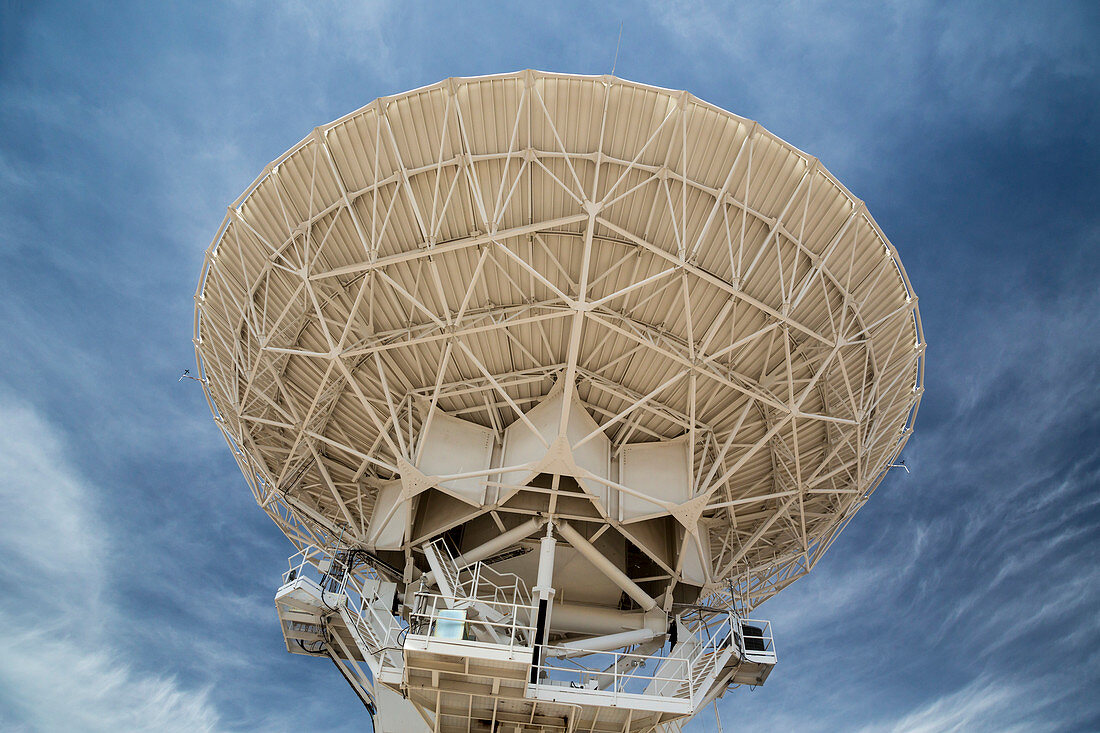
[534,526,557,598]
[556,521,659,612]
[199,69,921,732]
[196,72,922,611]
[548,601,665,636]
[546,628,658,657]
[619,436,691,521]
[422,516,544,586]
[416,407,495,503]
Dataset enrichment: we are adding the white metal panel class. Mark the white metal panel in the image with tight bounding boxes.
[374,685,432,733]
[499,385,610,508]
[679,527,710,586]
[564,391,612,510]
[367,480,407,550]
[498,389,563,492]
[618,436,691,522]
[416,408,494,504]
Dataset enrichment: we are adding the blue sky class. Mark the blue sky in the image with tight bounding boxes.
[1,1,1097,731]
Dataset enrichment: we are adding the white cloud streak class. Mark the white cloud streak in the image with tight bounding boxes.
[0,629,220,733]
[0,396,224,732]
[855,674,1067,733]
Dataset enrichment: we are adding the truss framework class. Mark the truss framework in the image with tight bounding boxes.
[195,71,923,612]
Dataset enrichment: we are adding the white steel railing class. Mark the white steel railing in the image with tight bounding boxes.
[678,607,776,659]
[281,544,774,711]
[461,558,532,609]
[408,590,537,651]
[531,608,773,708]
[344,574,405,663]
[425,537,463,597]
[533,644,693,701]
[736,619,776,658]
[280,546,406,667]
[426,537,531,610]
[281,545,347,599]
[683,613,736,703]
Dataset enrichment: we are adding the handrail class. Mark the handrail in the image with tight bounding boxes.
[282,545,775,710]
[736,618,776,657]
[531,609,774,707]
[687,613,734,679]
[408,590,538,651]
[280,546,405,669]
[344,572,404,654]
[427,537,531,610]
[532,643,693,705]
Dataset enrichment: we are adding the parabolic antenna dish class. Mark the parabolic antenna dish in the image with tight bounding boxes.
[195,70,923,614]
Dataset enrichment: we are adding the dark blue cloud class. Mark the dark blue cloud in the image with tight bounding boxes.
[1,1,1096,730]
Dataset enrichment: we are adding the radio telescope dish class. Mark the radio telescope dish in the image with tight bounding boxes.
[195,71,922,732]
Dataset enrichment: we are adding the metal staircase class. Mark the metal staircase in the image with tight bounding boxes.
[275,546,404,676]
[651,609,777,705]
[421,538,532,646]
[274,543,777,733]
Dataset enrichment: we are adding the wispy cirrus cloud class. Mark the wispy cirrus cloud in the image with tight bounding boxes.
[854,674,1066,733]
[0,629,220,733]
[0,396,223,732]
[0,2,1097,732]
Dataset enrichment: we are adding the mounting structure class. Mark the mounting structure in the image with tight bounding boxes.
[194,71,923,733]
